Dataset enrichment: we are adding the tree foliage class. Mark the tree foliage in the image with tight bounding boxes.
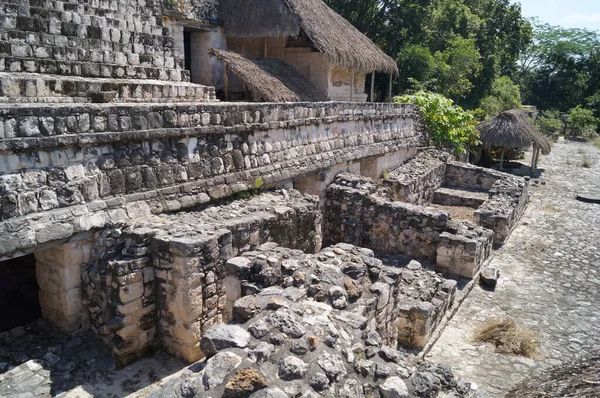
[568,106,598,136]
[519,19,600,119]
[535,110,563,135]
[325,0,532,107]
[394,91,479,155]
[479,76,522,117]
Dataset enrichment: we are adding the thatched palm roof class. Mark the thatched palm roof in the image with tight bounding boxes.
[217,0,398,75]
[209,48,328,102]
[477,109,551,155]
[506,350,599,398]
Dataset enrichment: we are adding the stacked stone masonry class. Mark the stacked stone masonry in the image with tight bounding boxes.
[383,149,530,245]
[0,0,217,103]
[0,102,427,258]
[146,242,474,398]
[325,172,494,278]
[82,189,322,366]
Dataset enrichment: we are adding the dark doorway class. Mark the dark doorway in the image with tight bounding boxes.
[0,254,41,332]
[184,31,192,81]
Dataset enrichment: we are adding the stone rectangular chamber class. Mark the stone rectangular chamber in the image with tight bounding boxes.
[82,189,322,365]
[325,172,493,279]
[383,149,530,246]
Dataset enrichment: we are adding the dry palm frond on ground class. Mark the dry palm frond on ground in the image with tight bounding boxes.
[472,317,538,357]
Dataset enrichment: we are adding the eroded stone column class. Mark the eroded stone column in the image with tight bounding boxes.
[35,235,93,333]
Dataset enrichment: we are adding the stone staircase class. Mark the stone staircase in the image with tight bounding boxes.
[0,0,218,103]
[0,72,216,103]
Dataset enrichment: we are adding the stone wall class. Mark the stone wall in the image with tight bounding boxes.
[383,149,452,205]
[146,243,472,398]
[0,102,428,258]
[81,189,322,365]
[325,173,493,278]
[444,162,507,191]
[0,0,194,83]
[475,177,530,245]
[35,235,93,333]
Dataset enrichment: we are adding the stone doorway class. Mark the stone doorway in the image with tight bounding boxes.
[0,254,41,332]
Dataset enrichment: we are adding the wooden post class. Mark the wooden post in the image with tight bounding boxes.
[499,147,505,169]
[370,71,375,102]
[224,65,229,101]
[388,74,393,102]
[530,144,537,172]
[350,71,355,102]
[262,37,267,58]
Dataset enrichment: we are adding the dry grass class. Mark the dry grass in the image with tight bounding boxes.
[473,317,539,358]
[430,204,475,222]
[540,205,560,212]
[593,138,600,149]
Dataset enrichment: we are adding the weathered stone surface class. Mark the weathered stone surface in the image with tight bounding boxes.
[223,368,269,398]
[202,351,243,389]
[278,356,309,380]
[200,325,251,358]
[380,376,410,398]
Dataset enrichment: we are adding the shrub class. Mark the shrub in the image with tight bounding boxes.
[568,106,598,136]
[535,109,563,136]
[394,91,479,155]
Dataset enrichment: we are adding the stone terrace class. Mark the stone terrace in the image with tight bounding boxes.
[427,140,600,397]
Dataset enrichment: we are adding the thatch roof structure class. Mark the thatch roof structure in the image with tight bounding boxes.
[217,0,398,75]
[506,350,599,398]
[477,109,551,155]
[209,48,327,102]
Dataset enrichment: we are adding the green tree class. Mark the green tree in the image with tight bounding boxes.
[519,19,600,113]
[394,91,480,155]
[479,76,522,116]
[535,110,563,135]
[568,106,598,136]
[325,0,531,105]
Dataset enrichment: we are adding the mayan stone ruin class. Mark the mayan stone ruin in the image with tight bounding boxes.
[2,0,596,397]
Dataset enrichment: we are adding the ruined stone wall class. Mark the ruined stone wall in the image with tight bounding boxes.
[383,149,452,205]
[0,102,428,258]
[325,173,493,278]
[81,190,322,365]
[444,162,506,191]
[325,173,450,261]
[0,0,190,83]
[475,177,530,245]
[147,243,470,398]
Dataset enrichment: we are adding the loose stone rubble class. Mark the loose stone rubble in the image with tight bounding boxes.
[148,243,475,398]
[83,189,321,365]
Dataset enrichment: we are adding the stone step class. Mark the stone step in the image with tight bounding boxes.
[0,53,189,82]
[0,72,217,103]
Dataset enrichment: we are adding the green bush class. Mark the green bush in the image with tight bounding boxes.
[394,91,480,155]
[535,109,563,136]
[568,106,598,136]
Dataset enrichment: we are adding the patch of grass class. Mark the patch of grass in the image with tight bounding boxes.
[580,154,593,168]
[593,138,600,149]
[381,167,390,179]
[472,317,539,358]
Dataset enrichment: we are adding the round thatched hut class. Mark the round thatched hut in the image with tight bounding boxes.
[477,109,551,170]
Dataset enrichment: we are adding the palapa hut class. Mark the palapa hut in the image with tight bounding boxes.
[166,0,398,102]
[477,109,551,170]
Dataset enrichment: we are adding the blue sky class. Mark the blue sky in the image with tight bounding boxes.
[515,0,600,31]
